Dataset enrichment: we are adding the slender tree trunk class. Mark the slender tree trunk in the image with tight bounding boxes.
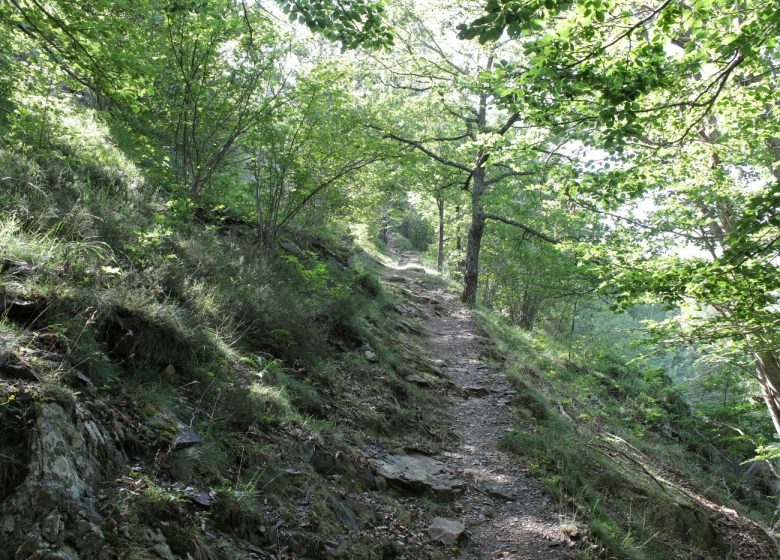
[755,139,780,431]
[482,273,496,308]
[755,350,780,437]
[436,196,445,272]
[462,165,486,305]
[461,76,490,305]
[461,214,485,305]
[379,208,390,246]
[519,289,541,330]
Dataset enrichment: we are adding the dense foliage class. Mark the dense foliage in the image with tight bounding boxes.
[1,0,780,556]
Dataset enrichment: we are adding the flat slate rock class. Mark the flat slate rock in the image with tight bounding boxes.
[374,454,465,502]
[328,496,360,534]
[186,490,213,508]
[171,421,203,449]
[427,517,465,546]
[462,385,491,397]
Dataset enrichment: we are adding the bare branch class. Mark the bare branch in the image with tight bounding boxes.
[484,213,558,244]
[368,125,472,172]
[485,169,535,186]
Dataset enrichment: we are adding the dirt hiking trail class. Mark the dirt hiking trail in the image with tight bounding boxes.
[377,242,578,559]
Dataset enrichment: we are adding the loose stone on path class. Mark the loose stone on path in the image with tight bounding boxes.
[374,453,466,502]
[427,517,465,546]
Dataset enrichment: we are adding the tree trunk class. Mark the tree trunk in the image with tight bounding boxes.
[519,288,541,330]
[461,77,490,305]
[379,210,390,246]
[696,127,780,436]
[755,350,780,437]
[462,165,486,305]
[461,213,485,305]
[482,273,496,308]
[436,196,445,272]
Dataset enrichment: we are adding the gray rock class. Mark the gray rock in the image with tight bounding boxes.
[280,242,306,258]
[144,526,166,543]
[39,551,79,560]
[66,369,93,386]
[154,543,176,560]
[145,413,203,449]
[328,496,359,534]
[3,298,39,321]
[427,517,465,546]
[483,485,515,501]
[345,499,378,527]
[172,420,203,449]
[0,361,38,381]
[0,403,120,559]
[462,385,490,397]
[144,528,176,560]
[364,349,379,363]
[40,508,63,543]
[187,490,213,508]
[1,258,34,275]
[374,454,465,502]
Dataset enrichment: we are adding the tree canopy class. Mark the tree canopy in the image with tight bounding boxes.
[2,0,780,537]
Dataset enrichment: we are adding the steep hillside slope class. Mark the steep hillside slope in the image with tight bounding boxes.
[480,315,780,559]
[0,105,778,559]
[2,200,778,559]
[0,115,457,558]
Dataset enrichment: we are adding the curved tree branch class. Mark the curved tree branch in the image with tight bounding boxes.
[484,213,558,244]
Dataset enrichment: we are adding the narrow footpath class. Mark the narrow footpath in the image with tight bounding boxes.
[377,244,577,559]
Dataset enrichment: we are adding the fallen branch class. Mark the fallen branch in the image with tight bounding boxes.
[587,441,668,491]
[556,400,573,422]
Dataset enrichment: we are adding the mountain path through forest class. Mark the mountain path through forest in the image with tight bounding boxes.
[376,243,578,559]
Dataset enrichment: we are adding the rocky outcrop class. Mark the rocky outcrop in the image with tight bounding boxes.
[0,402,123,560]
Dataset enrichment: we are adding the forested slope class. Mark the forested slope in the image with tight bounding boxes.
[1,0,780,558]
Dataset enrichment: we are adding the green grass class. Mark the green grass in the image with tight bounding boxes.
[480,308,776,560]
[0,116,456,559]
[12,86,765,559]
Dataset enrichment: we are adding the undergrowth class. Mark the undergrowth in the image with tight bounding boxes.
[478,310,777,560]
[0,94,446,559]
